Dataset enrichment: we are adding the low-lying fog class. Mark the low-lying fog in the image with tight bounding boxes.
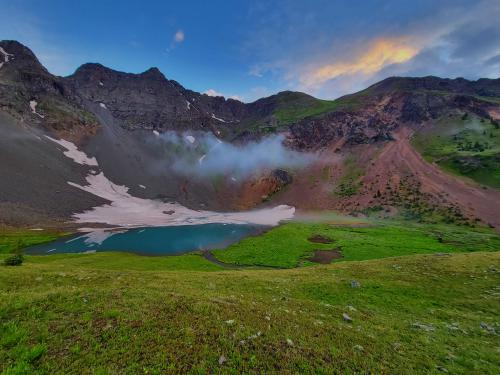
[152,131,314,179]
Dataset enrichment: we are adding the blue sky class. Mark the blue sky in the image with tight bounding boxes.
[1,0,499,102]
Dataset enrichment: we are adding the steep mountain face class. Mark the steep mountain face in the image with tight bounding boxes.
[1,40,499,229]
[65,63,247,135]
[0,41,99,143]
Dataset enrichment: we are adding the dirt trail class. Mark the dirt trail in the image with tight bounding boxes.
[202,251,245,269]
[202,251,289,270]
[375,127,500,228]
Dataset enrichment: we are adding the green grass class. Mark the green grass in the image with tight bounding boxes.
[273,94,365,125]
[212,221,500,268]
[412,115,500,188]
[1,220,499,373]
[1,250,499,374]
[0,228,65,255]
[19,252,223,272]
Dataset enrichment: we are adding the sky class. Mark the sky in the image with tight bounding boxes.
[0,0,499,102]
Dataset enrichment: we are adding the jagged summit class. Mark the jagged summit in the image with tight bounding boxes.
[71,63,167,81]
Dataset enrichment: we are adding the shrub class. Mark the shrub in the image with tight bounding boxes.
[3,254,24,266]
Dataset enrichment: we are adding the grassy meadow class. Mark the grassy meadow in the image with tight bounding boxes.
[1,220,499,374]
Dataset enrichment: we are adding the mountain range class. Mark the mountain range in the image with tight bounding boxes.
[1,40,499,228]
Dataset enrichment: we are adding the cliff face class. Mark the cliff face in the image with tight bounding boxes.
[65,63,247,133]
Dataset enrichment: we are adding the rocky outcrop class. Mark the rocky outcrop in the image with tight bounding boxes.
[288,82,499,150]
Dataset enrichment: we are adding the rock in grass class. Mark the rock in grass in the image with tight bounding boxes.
[412,322,435,331]
[286,338,294,346]
[224,319,235,325]
[353,344,364,352]
[480,322,497,334]
[218,355,226,365]
[343,313,352,323]
[436,365,449,373]
[350,280,361,288]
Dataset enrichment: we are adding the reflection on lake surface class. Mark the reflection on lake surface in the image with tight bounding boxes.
[24,224,264,256]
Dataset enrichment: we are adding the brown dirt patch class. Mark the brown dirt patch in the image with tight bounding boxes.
[308,234,333,244]
[308,249,343,264]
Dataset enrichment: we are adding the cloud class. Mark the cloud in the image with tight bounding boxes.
[485,54,500,67]
[248,65,264,77]
[173,30,185,43]
[204,88,224,97]
[243,0,500,99]
[300,37,419,89]
[204,89,243,101]
[155,131,314,179]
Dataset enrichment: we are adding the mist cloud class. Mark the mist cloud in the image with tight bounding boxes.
[154,131,313,179]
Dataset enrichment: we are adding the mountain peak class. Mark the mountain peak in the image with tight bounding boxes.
[0,40,48,74]
[140,67,165,80]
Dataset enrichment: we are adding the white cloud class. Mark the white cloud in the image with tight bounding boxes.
[174,30,185,43]
[248,65,264,77]
[204,89,243,101]
[204,88,224,97]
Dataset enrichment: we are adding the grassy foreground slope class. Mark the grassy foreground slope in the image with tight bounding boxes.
[1,251,499,374]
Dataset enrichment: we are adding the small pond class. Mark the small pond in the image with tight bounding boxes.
[24,224,264,256]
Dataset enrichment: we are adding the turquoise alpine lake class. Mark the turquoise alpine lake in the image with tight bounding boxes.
[24,224,265,256]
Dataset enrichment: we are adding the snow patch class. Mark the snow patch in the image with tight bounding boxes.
[99,81,104,86]
[99,102,107,109]
[211,113,226,122]
[48,138,295,227]
[198,154,206,164]
[83,229,126,245]
[186,100,191,110]
[153,130,160,136]
[29,100,44,118]
[139,184,146,189]
[0,47,13,69]
[45,136,98,166]
[67,171,295,227]
[185,135,195,144]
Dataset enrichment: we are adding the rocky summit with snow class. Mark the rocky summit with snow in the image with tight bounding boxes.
[1,39,500,229]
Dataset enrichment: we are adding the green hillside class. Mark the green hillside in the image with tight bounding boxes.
[412,114,500,188]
